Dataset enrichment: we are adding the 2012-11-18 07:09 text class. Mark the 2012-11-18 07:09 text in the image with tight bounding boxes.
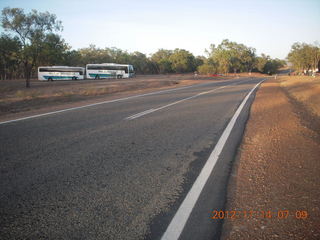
[210,210,308,220]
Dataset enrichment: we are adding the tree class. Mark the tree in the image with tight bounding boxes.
[107,47,130,63]
[205,42,230,74]
[238,45,256,73]
[129,51,152,74]
[1,7,62,87]
[200,40,284,75]
[206,39,256,74]
[78,45,106,64]
[197,63,217,74]
[255,54,269,73]
[0,34,21,80]
[63,50,82,66]
[254,54,285,75]
[264,59,283,74]
[194,56,205,69]
[169,49,196,73]
[151,49,173,73]
[287,42,320,73]
[38,33,69,66]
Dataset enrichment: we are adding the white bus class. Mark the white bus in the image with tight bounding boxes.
[86,63,135,79]
[38,66,85,81]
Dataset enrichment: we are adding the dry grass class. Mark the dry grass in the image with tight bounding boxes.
[14,90,41,99]
[279,75,320,117]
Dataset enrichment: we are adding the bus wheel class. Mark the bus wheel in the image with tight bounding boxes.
[48,77,53,81]
[117,75,122,79]
[95,75,100,80]
[72,76,77,80]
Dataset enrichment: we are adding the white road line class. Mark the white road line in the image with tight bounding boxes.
[0,82,221,125]
[126,88,222,120]
[125,81,244,120]
[161,79,265,240]
[126,95,199,120]
[126,108,156,120]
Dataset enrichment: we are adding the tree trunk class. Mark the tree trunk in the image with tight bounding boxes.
[24,62,31,88]
[26,75,30,88]
[4,66,7,80]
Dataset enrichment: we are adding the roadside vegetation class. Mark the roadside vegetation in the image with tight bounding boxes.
[198,40,285,75]
[287,42,320,74]
[1,7,285,88]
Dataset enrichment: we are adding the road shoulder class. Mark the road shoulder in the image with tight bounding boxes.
[221,77,320,239]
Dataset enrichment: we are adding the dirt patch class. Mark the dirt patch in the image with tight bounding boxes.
[221,77,320,239]
[280,75,320,117]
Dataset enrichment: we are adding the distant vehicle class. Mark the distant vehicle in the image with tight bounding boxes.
[86,63,135,79]
[38,66,85,81]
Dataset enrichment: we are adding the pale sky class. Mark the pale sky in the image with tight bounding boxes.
[1,0,319,59]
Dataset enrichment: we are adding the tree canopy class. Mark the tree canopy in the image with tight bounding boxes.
[0,7,290,87]
[198,39,285,75]
[287,42,320,73]
[1,7,62,87]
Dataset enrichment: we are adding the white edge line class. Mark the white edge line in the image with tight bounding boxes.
[161,79,265,240]
[0,82,217,125]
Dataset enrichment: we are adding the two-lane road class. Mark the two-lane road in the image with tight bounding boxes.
[0,77,263,239]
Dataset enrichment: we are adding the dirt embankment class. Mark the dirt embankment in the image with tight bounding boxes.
[221,76,320,239]
[280,76,320,117]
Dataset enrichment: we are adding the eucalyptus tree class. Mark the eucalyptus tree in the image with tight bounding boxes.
[169,49,196,73]
[78,45,111,65]
[287,42,320,72]
[150,49,173,74]
[0,34,21,80]
[128,51,153,74]
[255,54,269,73]
[1,7,62,87]
[38,33,69,66]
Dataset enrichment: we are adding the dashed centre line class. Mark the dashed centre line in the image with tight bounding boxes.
[125,83,241,120]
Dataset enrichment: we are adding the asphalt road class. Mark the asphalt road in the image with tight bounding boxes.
[0,77,263,240]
